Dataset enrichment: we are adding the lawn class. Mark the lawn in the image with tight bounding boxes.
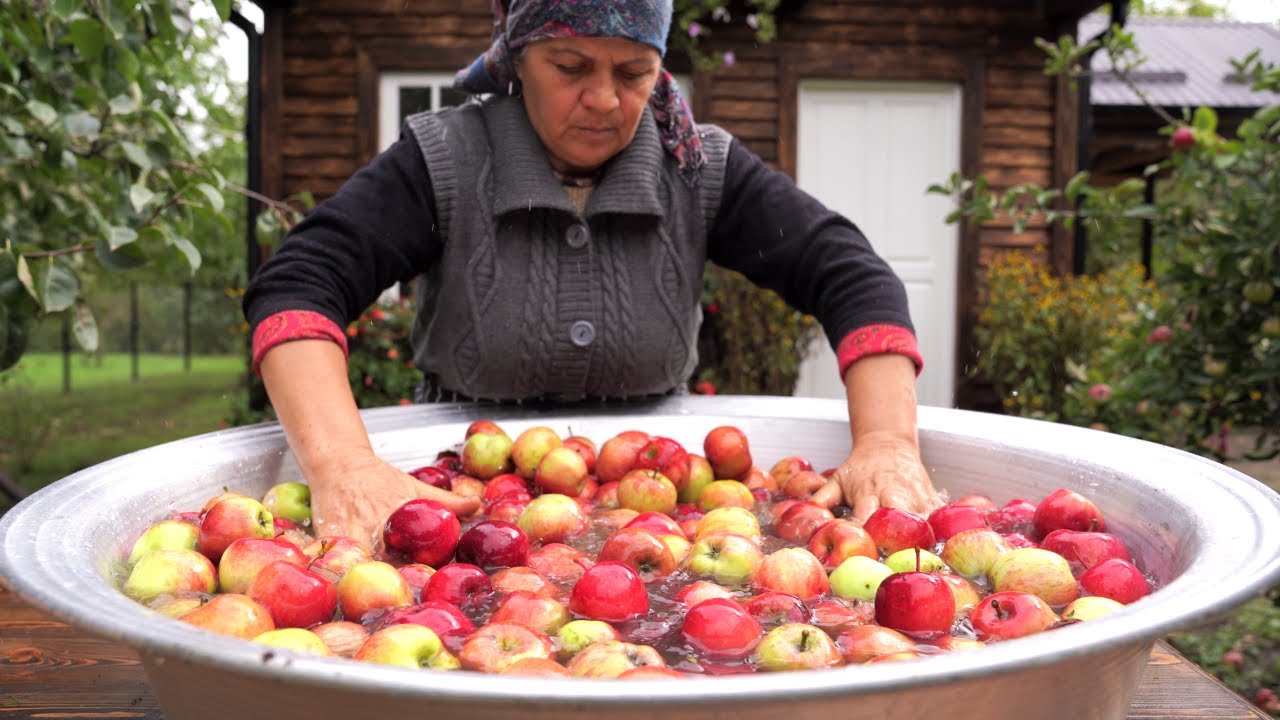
[0,352,248,512]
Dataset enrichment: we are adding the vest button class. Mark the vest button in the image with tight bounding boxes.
[570,320,596,347]
[566,223,590,249]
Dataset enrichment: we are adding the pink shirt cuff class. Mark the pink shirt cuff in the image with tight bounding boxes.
[835,324,924,378]
[251,310,349,377]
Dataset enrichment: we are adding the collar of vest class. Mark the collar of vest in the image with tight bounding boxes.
[486,96,666,219]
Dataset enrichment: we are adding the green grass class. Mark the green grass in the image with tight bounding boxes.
[0,353,247,512]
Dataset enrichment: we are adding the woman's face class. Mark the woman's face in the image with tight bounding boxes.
[516,36,661,176]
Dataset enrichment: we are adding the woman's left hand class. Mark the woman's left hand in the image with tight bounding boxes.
[812,431,944,523]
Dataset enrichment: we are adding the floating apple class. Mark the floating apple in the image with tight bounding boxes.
[754,623,842,671]
[874,570,955,640]
[382,499,460,568]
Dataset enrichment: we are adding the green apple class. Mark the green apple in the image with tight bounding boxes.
[941,528,1013,579]
[354,624,461,670]
[127,519,200,566]
[884,548,948,574]
[511,425,562,480]
[989,547,1080,607]
[123,548,217,601]
[754,623,843,671]
[261,481,312,525]
[1062,595,1125,621]
[828,556,893,603]
[684,533,764,586]
[555,619,621,662]
[253,628,333,656]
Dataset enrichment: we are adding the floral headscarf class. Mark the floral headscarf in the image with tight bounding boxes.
[455,0,707,187]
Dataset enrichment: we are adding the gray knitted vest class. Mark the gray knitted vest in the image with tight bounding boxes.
[405,96,730,402]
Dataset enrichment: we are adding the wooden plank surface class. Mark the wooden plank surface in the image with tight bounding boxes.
[0,586,1266,719]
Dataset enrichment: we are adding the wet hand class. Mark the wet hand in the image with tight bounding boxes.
[309,455,480,551]
[812,432,943,524]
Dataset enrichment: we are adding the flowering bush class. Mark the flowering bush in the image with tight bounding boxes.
[344,298,421,409]
[671,0,781,69]
[692,266,821,396]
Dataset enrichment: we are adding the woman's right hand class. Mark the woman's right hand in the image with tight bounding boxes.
[309,454,481,552]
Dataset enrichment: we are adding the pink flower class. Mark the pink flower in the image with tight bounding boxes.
[1088,383,1112,402]
[387,348,399,360]
[1146,325,1174,344]
[722,50,736,67]
[688,21,703,37]
[1221,649,1245,669]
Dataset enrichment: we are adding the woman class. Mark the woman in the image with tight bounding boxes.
[243,0,941,549]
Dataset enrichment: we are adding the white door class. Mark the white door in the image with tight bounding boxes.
[791,80,961,408]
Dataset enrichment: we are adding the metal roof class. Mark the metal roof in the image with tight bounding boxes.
[1079,14,1280,108]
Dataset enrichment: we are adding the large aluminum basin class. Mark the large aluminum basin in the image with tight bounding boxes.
[1,396,1278,720]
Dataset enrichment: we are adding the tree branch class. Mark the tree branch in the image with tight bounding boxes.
[21,244,94,259]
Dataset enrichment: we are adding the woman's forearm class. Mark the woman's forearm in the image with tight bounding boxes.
[259,339,374,485]
[843,353,921,449]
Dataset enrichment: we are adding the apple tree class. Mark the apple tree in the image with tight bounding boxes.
[0,0,241,372]
[930,27,1279,461]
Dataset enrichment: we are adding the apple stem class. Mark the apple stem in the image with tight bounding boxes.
[915,547,922,573]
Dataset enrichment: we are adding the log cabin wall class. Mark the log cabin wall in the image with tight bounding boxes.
[260,0,1095,408]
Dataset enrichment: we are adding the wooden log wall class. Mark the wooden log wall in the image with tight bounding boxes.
[261,0,1095,406]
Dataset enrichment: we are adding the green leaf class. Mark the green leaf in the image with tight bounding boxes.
[52,0,82,18]
[66,18,107,61]
[38,259,79,312]
[168,235,202,275]
[95,239,149,271]
[15,255,37,302]
[115,46,140,82]
[119,141,152,170]
[195,182,225,212]
[129,184,156,213]
[25,99,58,126]
[212,0,233,20]
[1064,171,1091,200]
[107,225,138,250]
[108,92,136,115]
[72,301,98,352]
[62,110,101,139]
[1193,106,1218,134]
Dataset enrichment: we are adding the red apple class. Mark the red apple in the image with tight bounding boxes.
[768,455,815,490]
[598,527,678,582]
[246,560,338,629]
[704,425,752,480]
[927,503,989,542]
[566,639,666,678]
[595,430,652,485]
[1040,529,1132,572]
[517,493,588,544]
[303,536,371,583]
[970,590,1060,641]
[489,590,571,636]
[465,420,506,438]
[528,543,594,584]
[423,563,493,607]
[751,547,829,601]
[1079,558,1152,604]
[217,536,307,595]
[874,571,955,640]
[1171,125,1196,150]
[986,498,1038,534]
[773,502,836,545]
[952,494,997,512]
[808,597,876,634]
[534,446,590,496]
[676,580,736,608]
[617,469,678,515]
[1003,533,1040,549]
[490,566,557,599]
[484,473,531,503]
[862,507,936,557]
[458,622,554,673]
[396,563,436,601]
[408,465,452,490]
[1032,488,1107,539]
[742,592,810,628]
[198,495,276,563]
[624,510,686,539]
[562,435,598,473]
[511,425,562,479]
[634,436,691,490]
[335,560,414,623]
[382,499,460,568]
[807,519,877,570]
[384,594,481,650]
[680,597,763,661]
[568,561,648,622]
[742,467,780,495]
[179,593,275,640]
[679,454,716,504]
[455,519,530,571]
[836,624,917,664]
[780,470,827,500]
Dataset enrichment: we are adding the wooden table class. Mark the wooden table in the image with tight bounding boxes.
[0,586,1267,720]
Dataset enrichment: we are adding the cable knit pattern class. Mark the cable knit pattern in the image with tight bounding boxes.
[835,324,924,378]
[250,309,348,376]
[600,218,640,394]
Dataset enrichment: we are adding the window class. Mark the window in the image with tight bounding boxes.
[378,72,470,153]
